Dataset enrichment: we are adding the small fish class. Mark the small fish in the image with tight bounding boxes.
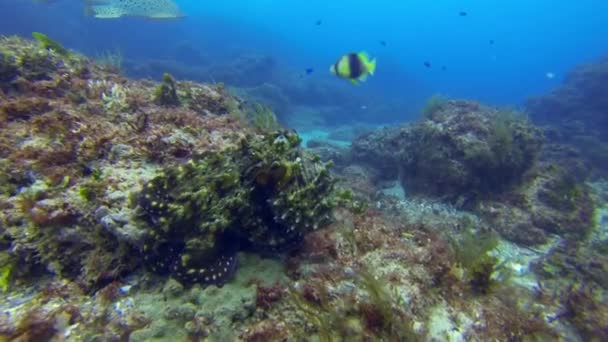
[441,66,447,71]
[299,68,314,78]
[330,51,377,85]
[424,61,431,68]
[380,40,387,47]
[545,72,555,79]
[459,11,467,16]
[315,19,322,26]
[84,0,184,19]
[489,39,495,45]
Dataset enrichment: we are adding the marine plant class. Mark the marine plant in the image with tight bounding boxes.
[15,49,58,81]
[31,32,69,57]
[138,130,338,285]
[534,167,594,238]
[284,268,417,340]
[0,51,18,84]
[0,261,13,292]
[177,82,240,116]
[229,99,282,131]
[557,283,608,339]
[77,179,106,203]
[467,109,535,193]
[356,268,417,339]
[421,93,448,118]
[249,103,281,131]
[96,48,123,72]
[153,72,179,106]
[540,173,586,211]
[102,83,129,111]
[488,109,523,164]
[395,100,545,203]
[447,229,502,295]
[286,284,337,341]
[255,282,287,310]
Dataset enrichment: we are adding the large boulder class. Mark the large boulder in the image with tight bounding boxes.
[526,55,608,132]
[526,55,608,176]
[351,100,543,203]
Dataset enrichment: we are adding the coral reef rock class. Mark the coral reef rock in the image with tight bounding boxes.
[1,35,606,342]
[477,163,595,245]
[0,36,335,291]
[526,55,608,177]
[352,100,543,203]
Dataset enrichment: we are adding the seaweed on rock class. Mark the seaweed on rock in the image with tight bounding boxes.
[153,72,179,106]
[138,130,338,285]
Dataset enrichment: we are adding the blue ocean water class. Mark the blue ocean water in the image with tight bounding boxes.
[1,0,607,123]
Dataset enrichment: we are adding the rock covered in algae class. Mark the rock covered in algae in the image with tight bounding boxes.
[351,100,543,204]
[138,130,338,285]
[0,34,248,291]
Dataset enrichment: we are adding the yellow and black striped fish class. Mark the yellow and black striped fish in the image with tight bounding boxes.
[329,51,377,85]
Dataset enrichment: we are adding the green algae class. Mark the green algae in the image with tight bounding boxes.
[542,174,587,211]
[138,130,338,285]
[249,103,281,131]
[102,83,129,111]
[31,32,69,57]
[421,93,448,118]
[0,260,13,292]
[357,268,417,339]
[448,229,503,295]
[286,285,337,342]
[0,51,18,83]
[285,267,417,341]
[153,72,179,106]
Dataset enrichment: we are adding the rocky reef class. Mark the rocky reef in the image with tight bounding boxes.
[0,35,606,341]
[351,99,594,245]
[0,35,245,291]
[353,100,543,202]
[526,55,608,177]
[0,34,339,292]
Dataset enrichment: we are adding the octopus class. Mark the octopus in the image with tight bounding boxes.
[137,131,337,286]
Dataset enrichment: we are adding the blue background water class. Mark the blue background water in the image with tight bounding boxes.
[1,0,607,124]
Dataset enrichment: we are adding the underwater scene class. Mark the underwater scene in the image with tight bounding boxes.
[0,0,607,340]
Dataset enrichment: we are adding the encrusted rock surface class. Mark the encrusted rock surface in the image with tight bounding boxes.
[0,36,606,341]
